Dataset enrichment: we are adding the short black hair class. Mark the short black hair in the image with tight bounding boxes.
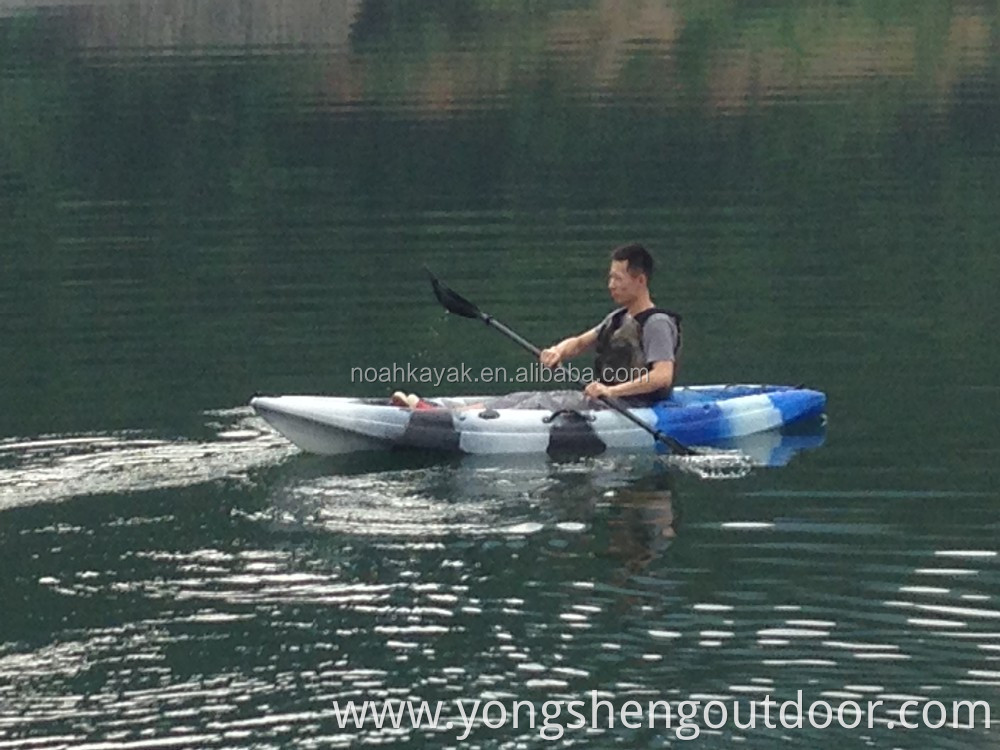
[611,243,654,281]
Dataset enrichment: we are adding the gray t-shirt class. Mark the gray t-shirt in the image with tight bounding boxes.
[593,308,679,364]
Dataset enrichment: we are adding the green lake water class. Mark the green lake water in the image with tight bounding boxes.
[2,1,1000,747]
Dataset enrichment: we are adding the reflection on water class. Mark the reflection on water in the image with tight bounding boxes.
[722,418,826,468]
[598,473,679,581]
[2,434,999,746]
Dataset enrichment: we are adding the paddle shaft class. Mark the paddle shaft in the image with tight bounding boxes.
[479,313,695,455]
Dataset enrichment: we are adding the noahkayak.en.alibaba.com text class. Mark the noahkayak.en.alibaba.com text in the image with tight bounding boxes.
[350,363,649,387]
[326,691,991,740]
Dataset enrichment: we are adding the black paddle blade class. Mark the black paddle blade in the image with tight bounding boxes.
[425,267,482,319]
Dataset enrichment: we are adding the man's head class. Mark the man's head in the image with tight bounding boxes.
[608,243,654,305]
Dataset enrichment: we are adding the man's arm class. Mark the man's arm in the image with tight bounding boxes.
[584,360,674,400]
[539,328,598,368]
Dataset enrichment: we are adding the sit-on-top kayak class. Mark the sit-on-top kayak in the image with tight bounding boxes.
[250,384,826,457]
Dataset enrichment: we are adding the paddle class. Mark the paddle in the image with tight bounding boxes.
[426,268,697,456]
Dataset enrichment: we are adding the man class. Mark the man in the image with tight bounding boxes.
[393,243,680,411]
[539,243,680,406]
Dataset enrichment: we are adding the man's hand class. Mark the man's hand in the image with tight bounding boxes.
[539,329,598,370]
[539,347,562,368]
[584,381,613,400]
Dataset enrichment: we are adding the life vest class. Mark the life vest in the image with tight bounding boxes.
[593,307,682,401]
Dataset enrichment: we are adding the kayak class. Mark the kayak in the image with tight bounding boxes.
[250,384,826,457]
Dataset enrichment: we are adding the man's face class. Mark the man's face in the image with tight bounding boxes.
[607,260,644,305]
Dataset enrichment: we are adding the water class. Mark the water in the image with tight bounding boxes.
[2,1,999,746]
